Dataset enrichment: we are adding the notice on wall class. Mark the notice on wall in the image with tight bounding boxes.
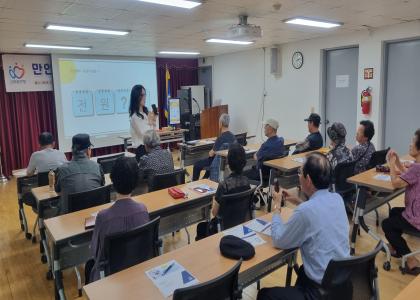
[335,75,350,88]
[2,54,53,92]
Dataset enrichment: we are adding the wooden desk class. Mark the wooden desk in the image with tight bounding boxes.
[84,209,296,300]
[215,143,261,158]
[394,275,420,300]
[44,179,218,300]
[346,155,413,257]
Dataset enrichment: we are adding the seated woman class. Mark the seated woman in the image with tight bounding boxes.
[196,143,251,240]
[139,129,175,179]
[382,129,420,275]
[85,157,149,283]
[326,122,353,169]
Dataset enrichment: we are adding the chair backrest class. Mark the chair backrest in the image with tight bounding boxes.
[209,143,230,182]
[67,185,112,213]
[235,133,247,146]
[217,188,256,230]
[97,153,125,174]
[332,161,356,194]
[16,175,37,194]
[368,148,390,169]
[37,171,50,186]
[173,259,242,300]
[102,217,160,277]
[320,242,382,300]
[148,169,186,192]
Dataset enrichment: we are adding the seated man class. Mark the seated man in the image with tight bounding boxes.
[138,129,175,180]
[382,129,420,275]
[244,118,285,181]
[86,156,149,283]
[196,143,251,240]
[326,122,353,169]
[352,120,376,174]
[192,113,236,181]
[293,113,323,154]
[55,134,105,214]
[258,153,349,300]
[26,132,67,176]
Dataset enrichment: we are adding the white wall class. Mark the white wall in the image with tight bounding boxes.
[204,20,420,148]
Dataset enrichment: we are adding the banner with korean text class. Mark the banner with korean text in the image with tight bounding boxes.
[2,54,53,92]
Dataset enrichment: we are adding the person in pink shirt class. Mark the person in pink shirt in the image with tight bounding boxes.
[382,129,420,275]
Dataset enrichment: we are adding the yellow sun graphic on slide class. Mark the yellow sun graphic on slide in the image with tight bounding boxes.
[59,60,77,84]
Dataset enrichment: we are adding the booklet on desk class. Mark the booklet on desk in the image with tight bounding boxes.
[85,216,96,229]
[146,260,199,298]
[191,184,216,194]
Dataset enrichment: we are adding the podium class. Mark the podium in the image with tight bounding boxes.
[200,105,228,139]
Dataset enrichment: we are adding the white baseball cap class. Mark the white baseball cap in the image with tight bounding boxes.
[264,118,279,130]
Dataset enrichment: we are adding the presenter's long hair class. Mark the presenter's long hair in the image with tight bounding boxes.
[129,84,148,119]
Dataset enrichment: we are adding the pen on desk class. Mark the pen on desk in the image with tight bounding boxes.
[161,262,174,277]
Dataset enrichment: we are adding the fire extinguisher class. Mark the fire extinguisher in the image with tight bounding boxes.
[361,87,372,115]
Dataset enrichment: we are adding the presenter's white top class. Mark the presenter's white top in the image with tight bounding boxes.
[130,111,157,148]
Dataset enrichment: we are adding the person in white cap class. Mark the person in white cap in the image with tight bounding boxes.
[244,118,285,182]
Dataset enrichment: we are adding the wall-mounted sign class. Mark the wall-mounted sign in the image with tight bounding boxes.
[2,54,53,92]
[364,68,374,80]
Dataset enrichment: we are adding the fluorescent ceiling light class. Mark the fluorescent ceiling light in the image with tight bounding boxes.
[25,44,91,50]
[206,39,254,45]
[284,18,342,28]
[138,0,201,9]
[46,24,129,36]
[159,51,200,55]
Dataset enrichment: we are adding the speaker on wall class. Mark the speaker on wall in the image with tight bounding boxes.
[270,47,282,76]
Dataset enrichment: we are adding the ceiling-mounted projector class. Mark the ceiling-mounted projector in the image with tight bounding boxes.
[228,15,262,41]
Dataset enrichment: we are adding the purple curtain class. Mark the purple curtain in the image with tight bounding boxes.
[156,58,199,127]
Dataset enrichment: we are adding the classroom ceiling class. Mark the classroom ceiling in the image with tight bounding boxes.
[1,0,420,57]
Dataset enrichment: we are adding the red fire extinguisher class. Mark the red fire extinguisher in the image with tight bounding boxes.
[361,87,372,115]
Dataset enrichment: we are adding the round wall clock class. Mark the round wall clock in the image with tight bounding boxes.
[292,51,304,69]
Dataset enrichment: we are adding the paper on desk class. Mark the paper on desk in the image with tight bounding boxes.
[145,260,199,298]
[245,219,272,236]
[223,225,266,247]
[374,174,391,182]
[292,157,306,164]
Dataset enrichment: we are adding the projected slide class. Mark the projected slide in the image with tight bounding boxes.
[52,56,158,151]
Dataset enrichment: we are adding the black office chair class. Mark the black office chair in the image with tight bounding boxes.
[29,171,51,243]
[367,147,391,225]
[173,259,242,300]
[67,185,112,213]
[66,185,112,295]
[368,148,390,169]
[235,133,247,146]
[216,188,256,231]
[148,169,186,192]
[17,175,37,239]
[331,161,356,213]
[97,153,125,174]
[318,242,382,300]
[99,217,161,278]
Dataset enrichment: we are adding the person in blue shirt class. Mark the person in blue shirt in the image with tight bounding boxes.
[257,153,349,300]
[244,118,285,181]
[293,113,323,154]
[192,113,236,181]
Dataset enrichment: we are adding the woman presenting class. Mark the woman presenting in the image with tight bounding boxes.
[129,84,158,162]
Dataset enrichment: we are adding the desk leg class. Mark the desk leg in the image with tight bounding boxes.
[53,248,66,300]
[39,217,53,278]
[285,252,297,287]
[350,186,361,255]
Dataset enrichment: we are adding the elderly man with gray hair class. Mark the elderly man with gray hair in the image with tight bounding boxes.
[192,113,237,181]
[138,130,175,180]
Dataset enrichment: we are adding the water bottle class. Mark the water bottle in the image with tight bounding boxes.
[48,169,55,192]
